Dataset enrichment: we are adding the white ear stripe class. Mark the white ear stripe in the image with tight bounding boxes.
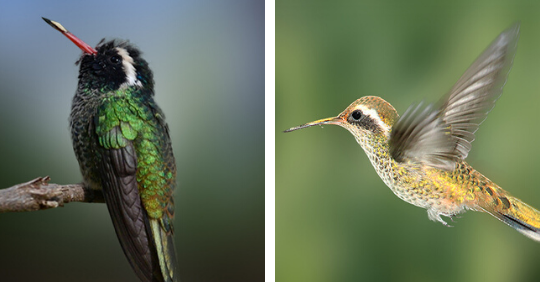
[116,47,142,88]
[358,105,390,134]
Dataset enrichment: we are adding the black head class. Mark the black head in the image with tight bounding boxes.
[76,39,154,92]
[42,18,153,93]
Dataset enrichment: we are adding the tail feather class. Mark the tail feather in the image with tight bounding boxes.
[480,195,540,242]
[149,219,178,282]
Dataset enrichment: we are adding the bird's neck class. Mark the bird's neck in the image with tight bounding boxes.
[354,132,397,188]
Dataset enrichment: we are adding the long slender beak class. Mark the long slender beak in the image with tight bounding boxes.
[284,116,342,133]
[42,17,98,55]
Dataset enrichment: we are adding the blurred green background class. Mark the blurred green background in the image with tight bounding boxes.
[0,1,263,281]
[277,1,540,282]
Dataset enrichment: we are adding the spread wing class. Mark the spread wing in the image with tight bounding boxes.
[389,23,520,170]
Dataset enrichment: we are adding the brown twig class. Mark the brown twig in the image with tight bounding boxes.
[0,177,104,213]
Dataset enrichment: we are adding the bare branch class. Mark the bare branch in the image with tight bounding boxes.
[0,177,104,213]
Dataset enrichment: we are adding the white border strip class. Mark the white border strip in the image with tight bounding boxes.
[265,0,275,281]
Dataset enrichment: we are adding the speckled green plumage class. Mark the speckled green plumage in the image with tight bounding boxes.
[93,89,175,219]
[355,126,540,231]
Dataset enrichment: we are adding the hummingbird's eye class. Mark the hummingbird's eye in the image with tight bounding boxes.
[109,55,121,64]
[351,110,363,120]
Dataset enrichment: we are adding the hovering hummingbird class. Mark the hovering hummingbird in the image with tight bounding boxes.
[285,23,540,242]
[43,17,178,281]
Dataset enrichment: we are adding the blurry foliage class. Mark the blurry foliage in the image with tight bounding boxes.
[277,1,540,282]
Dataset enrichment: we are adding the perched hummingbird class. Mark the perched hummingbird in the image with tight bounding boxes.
[285,23,540,242]
[43,17,178,281]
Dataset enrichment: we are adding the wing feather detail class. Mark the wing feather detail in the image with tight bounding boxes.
[100,141,162,281]
[390,24,519,170]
